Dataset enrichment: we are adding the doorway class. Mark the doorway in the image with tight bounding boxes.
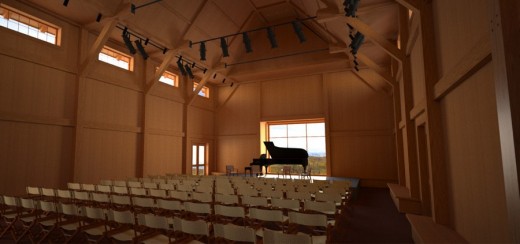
[192,144,207,175]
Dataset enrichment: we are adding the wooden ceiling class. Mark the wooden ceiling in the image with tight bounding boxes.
[23,0,399,87]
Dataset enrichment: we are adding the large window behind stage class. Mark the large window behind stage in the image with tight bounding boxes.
[266,120,326,175]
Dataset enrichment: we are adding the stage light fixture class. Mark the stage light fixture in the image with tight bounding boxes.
[350,32,365,55]
[353,60,359,66]
[222,78,226,83]
[177,57,186,76]
[162,48,168,54]
[122,32,136,55]
[267,27,278,48]
[191,62,196,68]
[63,0,69,6]
[96,13,102,22]
[242,32,252,53]
[131,4,136,14]
[199,42,206,61]
[185,64,194,79]
[230,82,234,87]
[144,38,149,45]
[292,21,306,43]
[345,0,360,17]
[354,66,360,72]
[203,69,207,74]
[134,39,148,60]
[213,73,217,79]
[220,37,229,57]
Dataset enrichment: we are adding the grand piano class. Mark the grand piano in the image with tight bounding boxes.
[251,141,309,172]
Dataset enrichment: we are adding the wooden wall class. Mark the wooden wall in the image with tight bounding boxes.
[0,0,215,195]
[432,0,509,241]
[216,71,397,185]
[396,0,512,242]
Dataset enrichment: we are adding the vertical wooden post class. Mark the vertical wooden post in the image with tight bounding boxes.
[181,75,189,174]
[398,5,420,198]
[418,1,450,225]
[490,0,520,241]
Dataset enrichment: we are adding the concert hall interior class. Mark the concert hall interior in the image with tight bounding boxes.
[0,0,518,243]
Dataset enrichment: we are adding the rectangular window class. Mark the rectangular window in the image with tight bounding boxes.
[98,46,133,71]
[266,120,327,175]
[0,4,61,45]
[193,83,210,98]
[158,70,178,87]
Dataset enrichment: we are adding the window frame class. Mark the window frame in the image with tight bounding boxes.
[158,69,179,87]
[0,4,61,46]
[98,46,134,71]
[264,119,327,175]
[193,82,210,98]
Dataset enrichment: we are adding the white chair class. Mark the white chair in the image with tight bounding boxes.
[248,208,287,236]
[176,217,211,243]
[271,198,300,212]
[81,184,96,192]
[57,202,83,242]
[184,202,212,220]
[263,228,312,244]
[241,196,269,208]
[67,183,81,191]
[135,213,175,243]
[169,190,189,201]
[111,195,131,209]
[156,198,184,216]
[127,181,142,188]
[79,206,108,243]
[159,183,175,190]
[56,189,74,202]
[214,204,246,225]
[149,189,167,198]
[287,211,332,243]
[191,192,213,203]
[132,196,155,213]
[314,192,343,207]
[91,192,111,208]
[106,209,138,242]
[113,180,127,187]
[143,182,158,189]
[214,223,257,243]
[96,185,112,194]
[130,187,148,196]
[112,186,129,195]
[214,193,239,205]
[261,189,283,200]
[304,200,337,216]
[26,186,41,198]
[287,191,312,202]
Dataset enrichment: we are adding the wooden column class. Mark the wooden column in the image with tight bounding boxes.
[398,5,420,197]
[490,0,520,241]
[418,1,450,225]
[180,75,189,174]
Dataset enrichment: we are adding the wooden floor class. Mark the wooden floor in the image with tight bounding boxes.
[330,187,413,243]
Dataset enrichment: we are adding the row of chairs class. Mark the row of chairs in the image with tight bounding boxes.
[24,186,341,218]
[1,195,333,243]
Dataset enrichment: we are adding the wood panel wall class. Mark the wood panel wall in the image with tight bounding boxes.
[429,0,509,241]
[396,0,512,241]
[0,0,215,195]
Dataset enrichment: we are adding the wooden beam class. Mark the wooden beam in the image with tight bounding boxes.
[289,1,344,45]
[356,52,396,85]
[352,69,381,92]
[78,17,118,76]
[417,1,450,225]
[216,83,240,112]
[144,41,188,94]
[490,0,520,241]
[317,12,404,62]
[395,0,420,12]
[406,12,420,55]
[434,35,492,100]
[398,4,420,200]
[187,70,214,106]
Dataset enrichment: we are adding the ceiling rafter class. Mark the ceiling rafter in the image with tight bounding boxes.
[188,70,215,105]
[246,0,270,23]
[395,0,420,12]
[316,9,404,62]
[79,2,132,76]
[288,0,341,45]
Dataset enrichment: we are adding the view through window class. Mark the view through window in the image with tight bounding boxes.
[267,121,326,175]
[192,144,206,175]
